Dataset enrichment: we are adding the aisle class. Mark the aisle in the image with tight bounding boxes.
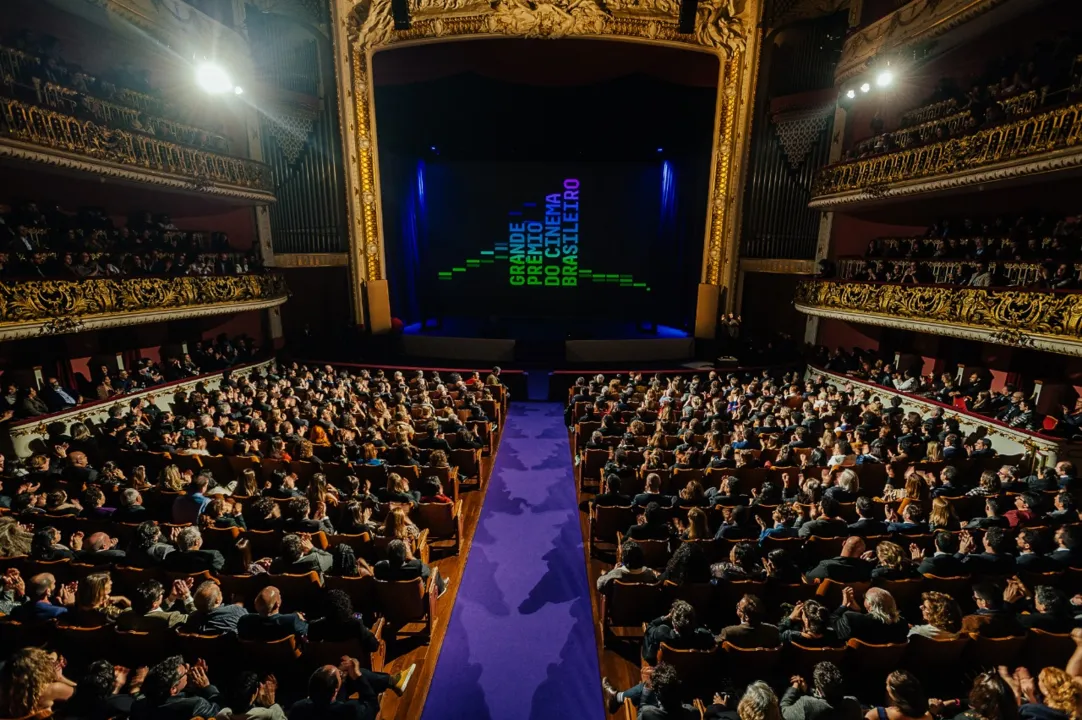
[420,403,605,720]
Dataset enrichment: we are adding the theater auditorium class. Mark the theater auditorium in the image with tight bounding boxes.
[1,0,1082,718]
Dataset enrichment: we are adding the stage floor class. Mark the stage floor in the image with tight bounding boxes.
[402,316,689,341]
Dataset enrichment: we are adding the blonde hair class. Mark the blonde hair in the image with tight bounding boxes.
[876,541,906,570]
[865,587,901,624]
[159,465,184,492]
[0,517,32,557]
[1040,668,1081,720]
[381,507,416,540]
[929,497,955,529]
[738,681,781,720]
[924,441,942,462]
[921,591,962,633]
[78,572,112,609]
[0,647,56,716]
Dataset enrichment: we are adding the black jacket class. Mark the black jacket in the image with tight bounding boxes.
[804,557,873,584]
[918,553,968,577]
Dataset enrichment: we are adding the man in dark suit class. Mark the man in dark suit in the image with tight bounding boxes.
[959,528,1016,577]
[886,504,929,535]
[1055,461,1081,492]
[129,654,222,720]
[1017,585,1075,633]
[625,502,674,542]
[961,581,1025,638]
[270,533,333,579]
[162,527,225,574]
[632,474,670,508]
[374,539,448,596]
[797,496,849,538]
[113,488,149,523]
[40,377,82,412]
[805,537,874,584]
[969,438,997,459]
[288,656,415,720]
[1015,529,1061,574]
[236,586,308,641]
[1050,525,1082,569]
[916,531,968,576]
[848,496,889,536]
[61,451,99,486]
[71,531,127,565]
[592,475,631,508]
[641,599,715,664]
[716,594,780,649]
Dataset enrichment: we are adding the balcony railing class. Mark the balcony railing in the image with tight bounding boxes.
[836,258,1082,287]
[811,100,1082,203]
[0,273,288,339]
[0,98,274,201]
[794,278,1082,356]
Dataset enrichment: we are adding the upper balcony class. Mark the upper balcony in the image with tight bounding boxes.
[0,33,273,204]
[0,273,289,341]
[809,99,1082,211]
[794,278,1082,357]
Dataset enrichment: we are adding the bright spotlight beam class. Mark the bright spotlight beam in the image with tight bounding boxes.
[876,70,894,87]
[196,63,233,94]
[860,82,871,93]
[846,89,856,99]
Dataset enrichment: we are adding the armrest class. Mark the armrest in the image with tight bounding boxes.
[417,529,431,565]
[621,697,637,720]
[452,500,463,520]
[370,617,387,672]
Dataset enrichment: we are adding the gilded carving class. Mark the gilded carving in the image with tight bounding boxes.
[811,101,1082,206]
[835,0,1012,84]
[0,98,275,198]
[336,0,758,300]
[0,274,289,329]
[795,280,1082,356]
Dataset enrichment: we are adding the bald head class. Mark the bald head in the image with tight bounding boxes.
[255,586,281,615]
[87,532,111,552]
[840,536,865,558]
[308,665,342,704]
[192,581,222,612]
[69,451,88,467]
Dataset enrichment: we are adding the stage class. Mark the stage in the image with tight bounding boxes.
[401,317,695,363]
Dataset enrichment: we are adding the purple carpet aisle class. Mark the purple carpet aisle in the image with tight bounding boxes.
[420,403,606,720]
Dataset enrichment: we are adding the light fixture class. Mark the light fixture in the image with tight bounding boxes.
[196,62,233,94]
[656,147,663,153]
[846,89,856,99]
[233,86,244,95]
[876,70,894,87]
[860,82,871,93]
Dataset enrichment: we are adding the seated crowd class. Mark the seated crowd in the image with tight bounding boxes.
[837,37,1082,163]
[810,345,1079,437]
[571,368,1082,717]
[2,29,233,154]
[0,334,262,422]
[0,200,262,280]
[823,213,1082,290]
[0,362,508,718]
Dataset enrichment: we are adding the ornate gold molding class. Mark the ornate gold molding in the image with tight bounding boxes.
[273,253,350,268]
[810,101,1082,208]
[0,274,289,340]
[0,99,276,202]
[795,279,1082,357]
[331,0,762,319]
[740,258,817,273]
[835,0,1014,84]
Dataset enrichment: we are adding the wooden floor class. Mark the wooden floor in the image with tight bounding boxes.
[378,428,501,719]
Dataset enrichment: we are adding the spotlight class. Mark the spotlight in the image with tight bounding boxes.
[846,89,856,99]
[860,82,871,93]
[196,63,233,94]
[234,86,244,95]
[876,70,894,87]
[656,147,663,153]
[429,146,437,151]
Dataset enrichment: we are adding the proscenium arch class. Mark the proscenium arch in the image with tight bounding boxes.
[329,0,762,335]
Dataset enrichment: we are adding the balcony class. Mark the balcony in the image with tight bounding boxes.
[0,273,289,340]
[0,97,275,203]
[794,278,1082,356]
[809,101,1082,210]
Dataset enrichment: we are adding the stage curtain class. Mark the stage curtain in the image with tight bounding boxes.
[400,159,428,323]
